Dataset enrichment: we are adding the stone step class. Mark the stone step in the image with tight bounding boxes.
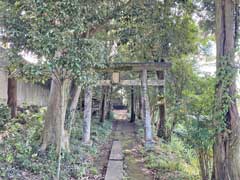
[105,140,124,180]
[109,141,123,160]
[105,160,123,180]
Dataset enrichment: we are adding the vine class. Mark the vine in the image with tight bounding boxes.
[214,53,237,133]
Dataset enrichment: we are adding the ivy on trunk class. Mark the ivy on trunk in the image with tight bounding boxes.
[213,0,240,179]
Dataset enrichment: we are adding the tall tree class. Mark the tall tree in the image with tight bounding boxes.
[2,0,115,152]
[213,0,240,179]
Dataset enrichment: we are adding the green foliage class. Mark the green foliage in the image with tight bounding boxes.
[196,0,215,34]
[115,0,199,62]
[0,107,48,178]
[143,136,200,180]
[2,0,119,85]
[0,104,10,129]
[164,58,195,136]
[0,108,112,179]
[214,55,238,131]
[146,153,181,171]
[182,75,215,150]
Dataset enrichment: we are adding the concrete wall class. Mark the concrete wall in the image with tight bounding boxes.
[0,48,8,104]
[0,70,8,104]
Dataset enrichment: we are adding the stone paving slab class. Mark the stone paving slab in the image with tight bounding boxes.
[105,160,123,180]
[109,141,123,160]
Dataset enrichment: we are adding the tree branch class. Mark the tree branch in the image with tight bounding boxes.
[80,0,132,38]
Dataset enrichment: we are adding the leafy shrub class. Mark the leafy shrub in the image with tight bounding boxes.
[0,108,113,179]
[146,153,181,171]
[143,135,200,180]
[0,104,10,129]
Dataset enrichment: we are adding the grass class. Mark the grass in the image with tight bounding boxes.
[134,119,200,180]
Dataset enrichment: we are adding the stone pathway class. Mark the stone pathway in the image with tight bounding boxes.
[105,141,123,180]
[111,119,153,180]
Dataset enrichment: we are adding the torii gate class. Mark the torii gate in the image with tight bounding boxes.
[83,61,171,147]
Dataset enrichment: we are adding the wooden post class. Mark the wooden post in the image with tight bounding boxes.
[156,71,166,139]
[83,86,93,144]
[141,69,153,148]
[134,87,139,119]
[106,86,112,120]
[138,87,142,119]
[100,86,106,122]
[130,86,135,123]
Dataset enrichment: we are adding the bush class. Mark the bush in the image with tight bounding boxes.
[0,108,113,179]
[143,135,200,180]
[0,104,10,129]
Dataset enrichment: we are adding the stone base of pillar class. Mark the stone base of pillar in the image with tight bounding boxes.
[81,140,93,147]
[144,140,154,151]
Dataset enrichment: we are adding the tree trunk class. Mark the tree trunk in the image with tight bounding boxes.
[57,78,71,153]
[130,86,135,123]
[106,86,112,120]
[40,75,71,153]
[138,86,143,120]
[141,69,153,148]
[166,116,177,141]
[213,1,240,179]
[197,149,210,180]
[135,87,139,119]
[7,78,17,118]
[100,86,107,122]
[156,71,167,139]
[83,86,93,144]
[67,84,81,137]
[69,85,81,123]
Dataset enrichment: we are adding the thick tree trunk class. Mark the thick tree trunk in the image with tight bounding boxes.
[156,71,167,139]
[40,76,71,153]
[213,1,240,180]
[83,86,93,144]
[57,78,71,153]
[141,69,153,148]
[130,86,135,123]
[7,78,17,118]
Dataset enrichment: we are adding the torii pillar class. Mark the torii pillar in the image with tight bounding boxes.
[141,69,153,148]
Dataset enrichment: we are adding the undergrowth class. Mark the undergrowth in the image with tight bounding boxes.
[143,136,200,180]
[0,104,10,130]
[0,107,112,179]
[136,120,200,180]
